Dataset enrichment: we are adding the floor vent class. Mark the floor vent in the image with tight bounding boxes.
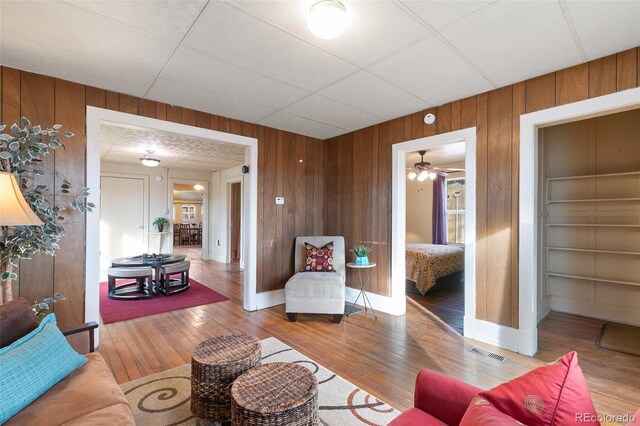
[468,346,508,362]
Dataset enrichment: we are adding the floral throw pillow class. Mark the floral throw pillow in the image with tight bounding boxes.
[302,241,335,272]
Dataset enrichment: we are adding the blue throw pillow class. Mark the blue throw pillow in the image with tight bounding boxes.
[0,313,87,423]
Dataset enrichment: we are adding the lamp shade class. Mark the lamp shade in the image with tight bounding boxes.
[0,172,43,226]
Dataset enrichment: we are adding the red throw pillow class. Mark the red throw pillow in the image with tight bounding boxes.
[301,241,334,272]
[479,351,599,426]
[460,397,523,425]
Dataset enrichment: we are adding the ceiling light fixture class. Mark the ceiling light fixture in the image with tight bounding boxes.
[194,184,204,191]
[140,150,160,167]
[407,150,438,181]
[308,0,348,39]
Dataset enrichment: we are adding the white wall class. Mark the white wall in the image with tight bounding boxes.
[406,179,433,243]
[210,165,245,265]
[100,162,211,255]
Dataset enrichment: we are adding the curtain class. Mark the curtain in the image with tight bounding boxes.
[432,172,447,245]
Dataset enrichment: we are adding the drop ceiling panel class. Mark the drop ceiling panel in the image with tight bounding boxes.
[233,0,431,67]
[182,1,357,91]
[440,1,582,87]
[147,78,276,123]
[281,94,383,132]
[565,1,640,60]
[258,111,347,140]
[318,71,430,120]
[369,37,494,106]
[0,0,176,97]
[159,47,310,110]
[401,0,495,30]
[63,0,208,43]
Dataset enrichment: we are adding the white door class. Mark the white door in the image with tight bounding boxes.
[99,176,146,274]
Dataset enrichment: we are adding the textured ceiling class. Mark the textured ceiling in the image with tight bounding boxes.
[2,1,639,139]
[100,122,246,172]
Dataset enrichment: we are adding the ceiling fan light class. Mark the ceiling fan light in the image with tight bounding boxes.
[428,172,437,180]
[417,171,428,182]
[308,0,348,39]
[407,171,417,180]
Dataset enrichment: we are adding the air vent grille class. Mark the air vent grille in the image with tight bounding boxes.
[468,346,508,362]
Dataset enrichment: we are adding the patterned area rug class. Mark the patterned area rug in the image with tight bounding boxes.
[121,337,399,425]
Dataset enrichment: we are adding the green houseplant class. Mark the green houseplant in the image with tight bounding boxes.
[0,117,93,304]
[152,217,169,232]
[351,244,373,265]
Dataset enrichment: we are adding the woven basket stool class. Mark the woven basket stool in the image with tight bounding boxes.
[231,362,318,426]
[191,334,262,423]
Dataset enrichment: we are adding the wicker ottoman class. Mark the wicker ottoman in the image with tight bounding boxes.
[191,334,262,423]
[231,362,318,426]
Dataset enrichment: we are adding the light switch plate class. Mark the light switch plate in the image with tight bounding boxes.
[275,196,284,205]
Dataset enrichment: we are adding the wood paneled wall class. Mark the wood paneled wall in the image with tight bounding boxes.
[0,66,324,327]
[324,48,639,327]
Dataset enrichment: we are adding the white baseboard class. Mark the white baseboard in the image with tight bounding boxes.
[551,297,640,327]
[255,289,285,310]
[465,318,520,353]
[537,297,551,323]
[345,287,405,316]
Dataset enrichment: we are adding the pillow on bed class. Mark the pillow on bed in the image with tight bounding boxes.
[301,241,335,272]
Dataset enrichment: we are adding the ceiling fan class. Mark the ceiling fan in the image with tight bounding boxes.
[407,150,465,181]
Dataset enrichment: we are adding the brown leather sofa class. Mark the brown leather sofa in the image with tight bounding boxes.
[1,299,135,425]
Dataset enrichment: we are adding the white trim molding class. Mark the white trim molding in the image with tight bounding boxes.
[519,88,640,356]
[391,127,477,321]
[86,107,260,345]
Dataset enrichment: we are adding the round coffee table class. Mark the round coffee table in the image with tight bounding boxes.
[191,334,262,423]
[231,362,318,426]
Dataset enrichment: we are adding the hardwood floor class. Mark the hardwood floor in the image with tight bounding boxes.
[97,255,639,417]
[406,274,464,334]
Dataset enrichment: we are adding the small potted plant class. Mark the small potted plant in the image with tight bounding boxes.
[351,245,373,265]
[152,217,169,232]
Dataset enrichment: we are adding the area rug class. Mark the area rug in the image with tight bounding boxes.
[100,279,229,324]
[121,337,399,425]
[597,322,640,356]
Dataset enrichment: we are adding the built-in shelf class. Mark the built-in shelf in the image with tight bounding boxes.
[546,223,640,228]
[546,246,640,256]
[546,197,640,204]
[545,272,640,287]
[546,170,640,182]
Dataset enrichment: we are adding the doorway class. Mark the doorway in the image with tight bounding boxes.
[228,182,242,264]
[404,145,466,334]
[171,181,206,261]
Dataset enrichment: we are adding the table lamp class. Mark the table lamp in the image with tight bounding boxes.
[0,171,43,226]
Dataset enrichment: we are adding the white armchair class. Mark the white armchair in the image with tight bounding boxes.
[285,236,346,324]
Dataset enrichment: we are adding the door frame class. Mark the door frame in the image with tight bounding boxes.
[86,107,259,342]
[391,127,477,318]
[168,178,209,257]
[518,87,640,356]
[226,179,243,267]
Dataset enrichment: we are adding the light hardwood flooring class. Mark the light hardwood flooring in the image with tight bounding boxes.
[98,252,639,417]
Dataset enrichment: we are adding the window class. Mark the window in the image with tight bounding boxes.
[446,177,465,244]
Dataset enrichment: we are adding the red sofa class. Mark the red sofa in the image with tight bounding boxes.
[389,368,480,426]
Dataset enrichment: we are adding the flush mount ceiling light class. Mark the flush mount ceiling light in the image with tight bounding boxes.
[140,150,160,167]
[193,184,204,191]
[308,0,348,39]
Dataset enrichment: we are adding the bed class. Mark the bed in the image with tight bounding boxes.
[406,243,464,294]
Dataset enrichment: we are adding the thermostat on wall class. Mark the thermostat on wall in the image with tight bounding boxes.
[275,197,284,205]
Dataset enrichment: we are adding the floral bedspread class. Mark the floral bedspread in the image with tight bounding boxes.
[406,243,464,294]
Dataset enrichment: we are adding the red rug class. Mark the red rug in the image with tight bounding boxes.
[99,279,229,324]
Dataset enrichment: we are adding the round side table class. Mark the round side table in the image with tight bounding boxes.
[231,362,318,426]
[191,333,262,423]
[346,262,377,319]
